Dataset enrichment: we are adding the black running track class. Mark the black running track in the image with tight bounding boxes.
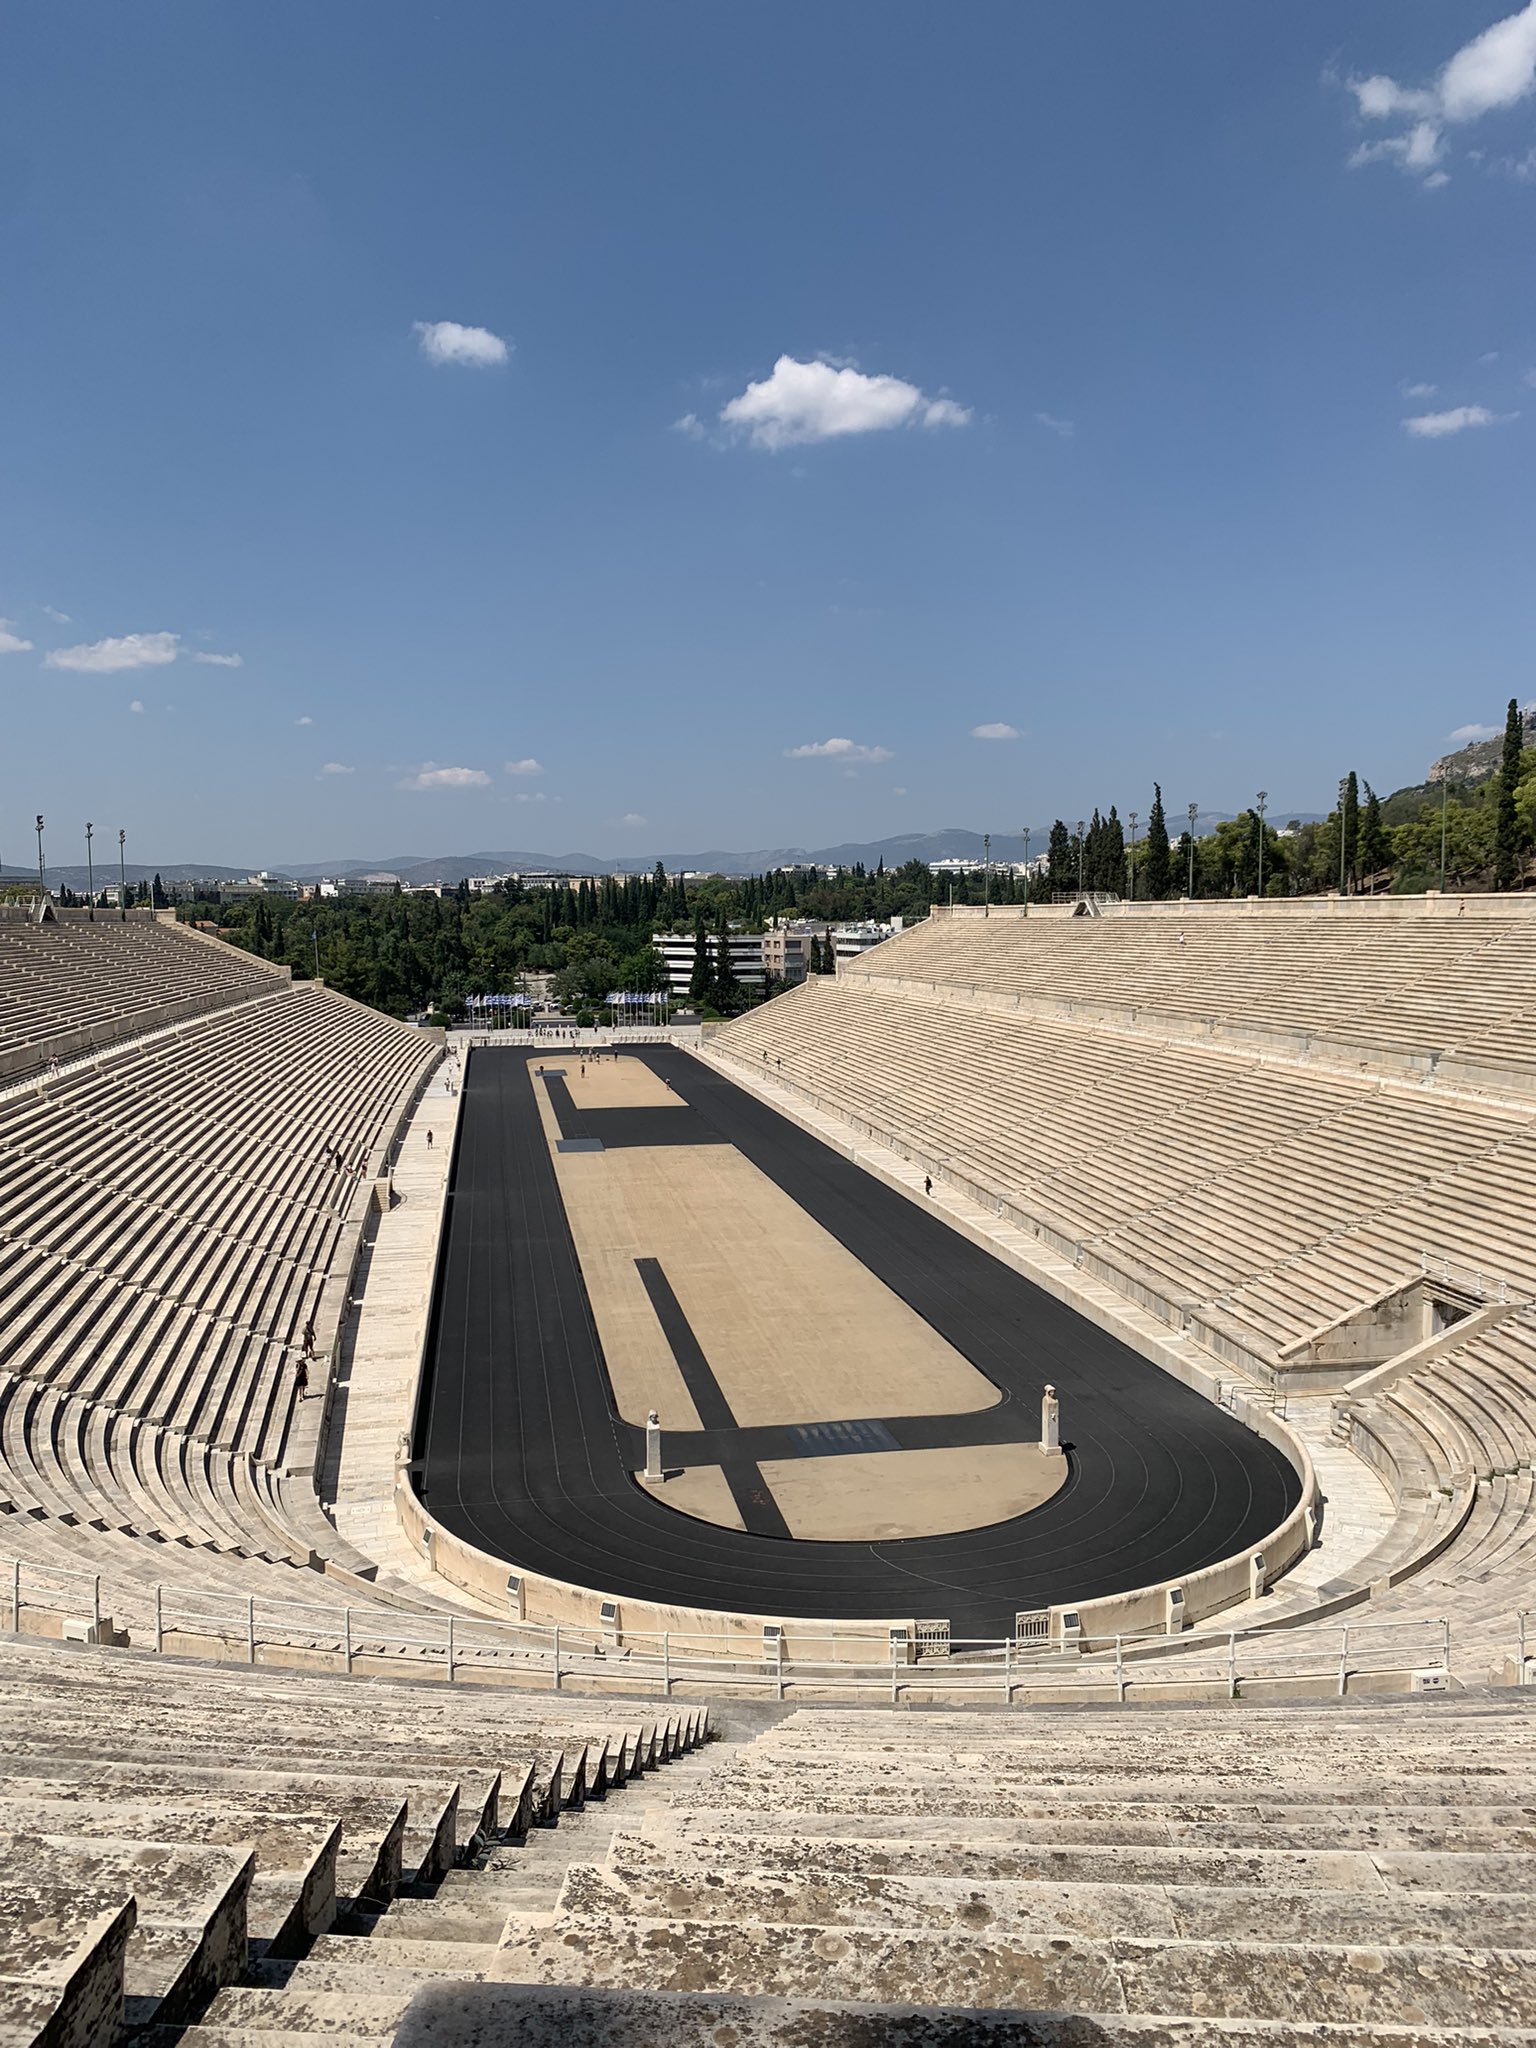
[415,1046,1298,1640]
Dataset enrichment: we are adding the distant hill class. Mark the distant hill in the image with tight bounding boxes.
[1427,708,1535,790]
[19,819,1336,893]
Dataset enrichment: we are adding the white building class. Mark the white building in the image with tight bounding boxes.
[831,917,903,969]
[650,930,766,997]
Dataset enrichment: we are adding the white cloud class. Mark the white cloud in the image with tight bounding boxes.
[504,757,543,776]
[296,715,314,726]
[1343,1,1536,183]
[321,761,354,775]
[1035,412,1075,438]
[397,763,493,791]
[413,320,509,368]
[42,606,70,624]
[45,630,179,672]
[672,412,706,440]
[512,790,547,804]
[193,651,243,668]
[128,699,144,715]
[1449,721,1500,741]
[619,812,647,826]
[892,785,908,796]
[1402,403,1513,436]
[785,736,894,763]
[717,355,970,451]
[1401,380,1438,397]
[971,721,1021,741]
[0,619,34,654]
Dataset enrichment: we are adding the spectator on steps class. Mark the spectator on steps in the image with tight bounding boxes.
[294,1356,309,1399]
[426,1129,434,1150]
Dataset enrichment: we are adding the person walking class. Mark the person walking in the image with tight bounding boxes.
[294,1356,309,1399]
[301,1320,316,1361]
[924,1175,932,1197]
[426,1129,434,1150]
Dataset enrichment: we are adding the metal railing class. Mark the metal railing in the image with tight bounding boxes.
[3,1553,1520,1704]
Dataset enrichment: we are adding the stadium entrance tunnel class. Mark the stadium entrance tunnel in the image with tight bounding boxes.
[410,1044,1303,1644]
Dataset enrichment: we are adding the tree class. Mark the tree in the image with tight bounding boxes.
[151,871,167,909]
[713,921,740,1010]
[1143,785,1171,900]
[1358,782,1390,882]
[1338,773,1359,893]
[1046,819,1072,895]
[1102,807,1126,895]
[1496,697,1523,890]
[688,916,713,1005]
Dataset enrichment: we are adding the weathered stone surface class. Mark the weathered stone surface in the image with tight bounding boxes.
[610,1827,1386,1892]
[496,1913,1536,2024]
[577,1857,1535,1950]
[398,1981,1536,2048]
[654,1802,1536,1854]
[493,1914,1127,2009]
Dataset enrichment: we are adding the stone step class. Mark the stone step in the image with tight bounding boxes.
[561,1858,1533,1947]
[492,1914,1536,2024]
[606,1827,1534,1896]
[391,1980,1536,2048]
[196,1982,420,2033]
[360,1898,511,1946]
[692,1768,1536,1810]
[136,2029,383,2047]
[654,1804,1536,1853]
[248,1934,495,1987]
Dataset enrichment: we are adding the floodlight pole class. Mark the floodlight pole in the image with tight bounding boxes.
[983,833,991,917]
[1128,812,1138,901]
[117,830,127,919]
[1021,825,1030,915]
[1076,820,1086,894]
[1187,803,1198,898]
[34,815,45,897]
[85,823,95,920]
[1256,792,1268,898]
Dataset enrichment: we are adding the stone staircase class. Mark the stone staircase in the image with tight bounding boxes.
[0,1634,720,2045]
[393,1696,1536,2046]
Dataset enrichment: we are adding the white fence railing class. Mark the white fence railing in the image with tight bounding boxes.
[6,1554,1526,1704]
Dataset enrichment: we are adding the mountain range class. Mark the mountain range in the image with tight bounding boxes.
[14,820,1338,894]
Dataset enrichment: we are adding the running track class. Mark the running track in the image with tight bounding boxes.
[414,1045,1299,1640]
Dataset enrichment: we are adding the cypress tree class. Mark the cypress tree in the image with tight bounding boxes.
[1358,782,1389,882]
[1144,785,1171,900]
[714,925,739,1009]
[1047,819,1072,894]
[1495,697,1523,890]
[1103,807,1126,895]
[688,916,712,1005]
[1339,772,1359,893]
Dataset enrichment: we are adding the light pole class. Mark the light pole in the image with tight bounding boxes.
[34,815,45,897]
[1021,825,1031,915]
[1255,792,1268,899]
[1187,803,1198,898]
[85,823,95,920]
[1439,771,1458,893]
[1128,811,1139,901]
[117,829,127,919]
[1338,778,1348,897]
[1076,820,1086,894]
[982,832,992,916]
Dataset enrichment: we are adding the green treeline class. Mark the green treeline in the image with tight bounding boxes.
[186,858,1019,1019]
[1050,703,1536,901]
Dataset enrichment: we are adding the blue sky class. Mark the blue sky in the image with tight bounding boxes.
[2,1,1533,869]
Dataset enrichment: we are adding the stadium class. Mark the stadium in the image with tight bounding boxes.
[2,890,1534,2045]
